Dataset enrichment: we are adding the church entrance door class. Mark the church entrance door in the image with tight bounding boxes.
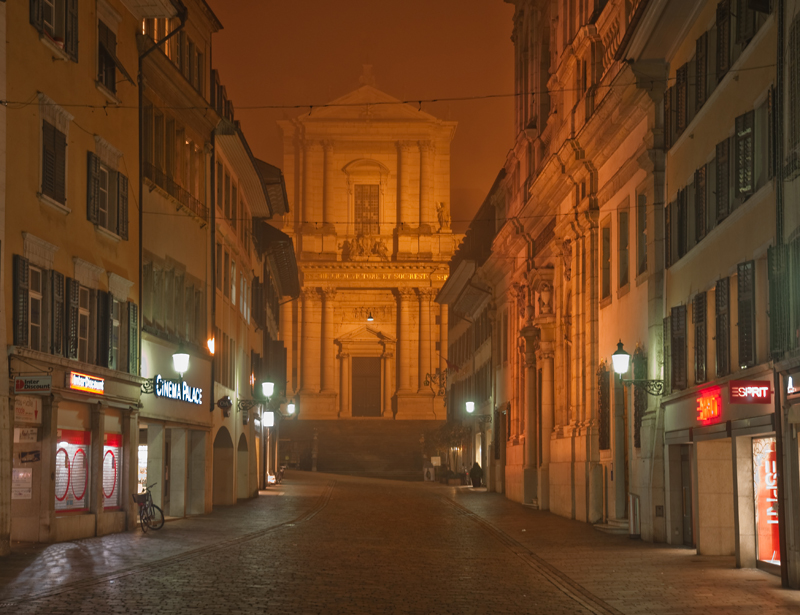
[352,356,382,417]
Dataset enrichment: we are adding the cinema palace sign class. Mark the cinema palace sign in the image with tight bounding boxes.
[153,375,203,405]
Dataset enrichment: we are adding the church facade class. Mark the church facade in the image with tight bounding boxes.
[276,76,460,476]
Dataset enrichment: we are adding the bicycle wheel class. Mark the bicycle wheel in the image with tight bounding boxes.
[139,507,149,533]
[146,503,165,530]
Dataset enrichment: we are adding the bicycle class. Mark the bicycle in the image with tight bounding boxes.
[132,482,165,532]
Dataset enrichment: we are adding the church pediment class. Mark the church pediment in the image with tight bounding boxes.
[303,85,440,122]
[336,324,396,344]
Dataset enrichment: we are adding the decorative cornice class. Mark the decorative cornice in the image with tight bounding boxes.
[38,92,74,134]
[73,258,105,289]
[94,135,123,170]
[23,233,58,270]
[108,272,134,302]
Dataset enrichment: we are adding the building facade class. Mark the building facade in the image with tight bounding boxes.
[277,74,460,477]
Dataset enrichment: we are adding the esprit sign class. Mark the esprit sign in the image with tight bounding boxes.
[729,380,771,404]
[153,375,203,405]
[68,371,105,394]
[697,388,722,424]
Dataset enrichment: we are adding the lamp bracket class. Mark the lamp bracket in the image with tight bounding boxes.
[622,378,665,397]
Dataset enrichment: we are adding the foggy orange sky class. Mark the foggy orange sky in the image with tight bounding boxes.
[207,0,515,232]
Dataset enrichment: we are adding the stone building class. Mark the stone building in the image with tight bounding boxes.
[277,72,460,477]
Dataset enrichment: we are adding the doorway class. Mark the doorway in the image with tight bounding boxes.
[237,433,249,500]
[681,444,694,547]
[212,427,234,506]
[352,356,381,417]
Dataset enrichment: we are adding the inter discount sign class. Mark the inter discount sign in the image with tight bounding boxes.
[729,380,771,404]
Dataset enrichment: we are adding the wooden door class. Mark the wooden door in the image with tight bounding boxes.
[352,356,381,417]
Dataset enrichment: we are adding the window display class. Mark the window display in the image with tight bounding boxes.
[752,437,780,565]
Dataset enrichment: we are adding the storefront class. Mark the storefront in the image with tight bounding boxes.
[663,371,781,574]
[10,353,142,543]
[139,337,212,519]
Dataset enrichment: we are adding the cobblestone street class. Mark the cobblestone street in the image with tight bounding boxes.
[1,472,799,614]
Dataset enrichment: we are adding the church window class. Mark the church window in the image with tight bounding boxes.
[354,184,379,235]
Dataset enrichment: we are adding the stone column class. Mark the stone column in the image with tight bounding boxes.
[397,288,414,392]
[397,141,415,227]
[303,141,322,226]
[146,423,165,508]
[419,140,434,228]
[322,140,335,225]
[36,394,60,542]
[300,288,320,393]
[383,346,394,416]
[320,287,337,393]
[418,288,434,393]
[538,342,555,510]
[339,351,350,416]
[520,325,538,505]
[90,403,106,532]
[439,304,448,375]
[281,299,294,395]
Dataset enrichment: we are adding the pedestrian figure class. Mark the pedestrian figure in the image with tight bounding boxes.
[469,462,483,488]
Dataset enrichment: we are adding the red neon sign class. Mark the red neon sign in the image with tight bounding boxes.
[729,380,772,404]
[697,388,722,424]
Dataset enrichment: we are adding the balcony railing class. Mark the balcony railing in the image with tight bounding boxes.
[143,162,207,223]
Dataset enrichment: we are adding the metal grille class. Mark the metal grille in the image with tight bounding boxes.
[354,184,379,235]
[597,365,610,451]
[103,434,122,509]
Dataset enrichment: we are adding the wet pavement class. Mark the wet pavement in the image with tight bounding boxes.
[0,472,798,614]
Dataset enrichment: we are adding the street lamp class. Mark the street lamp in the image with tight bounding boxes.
[262,381,275,399]
[172,344,190,377]
[141,344,191,395]
[465,401,475,414]
[287,402,296,415]
[611,340,630,375]
[611,340,664,396]
[367,311,374,322]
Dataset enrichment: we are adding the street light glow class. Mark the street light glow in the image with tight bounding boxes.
[172,347,190,376]
[466,401,475,413]
[262,382,275,398]
[287,403,295,415]
[611,340,631,375]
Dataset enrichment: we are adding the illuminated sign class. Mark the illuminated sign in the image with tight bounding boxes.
[696,388,722,424]
[787,375,800,400]
[153,375,203,405]
[68,372,105,395]
[753,437,781,564]
[729,380,771,404]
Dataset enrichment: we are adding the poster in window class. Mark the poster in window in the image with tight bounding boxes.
[54,429,91,512]
[103,433,122,509]
[12,468,32,499]
[752,437,780,565]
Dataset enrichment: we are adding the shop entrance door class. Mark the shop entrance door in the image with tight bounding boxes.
[681,444,693,547]
[352,357,381,417]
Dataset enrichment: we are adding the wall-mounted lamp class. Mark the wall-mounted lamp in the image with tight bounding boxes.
[207,337,215,355]
[611,340,664,396]
[611,340,630,375]
[465,401,475,414]
[287,402,296,415]
[367,311,374,322]
[262,381,275,399]
[172,343,190,377]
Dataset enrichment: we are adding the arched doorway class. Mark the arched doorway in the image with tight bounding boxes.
[236,433,249,500]
[212,427,234,506]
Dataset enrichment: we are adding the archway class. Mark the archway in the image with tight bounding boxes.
[212,427,234,506]
[236,433,250,500]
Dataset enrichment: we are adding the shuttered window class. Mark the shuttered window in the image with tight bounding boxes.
[735,0,756,46]
[716,138,730,223]
[735,110,755,201]
[695,165,707,242]
[694,292,707,384]
[29,266,43,352]
[696,32,708,112]
[65,278,80,359]
[619,208,629,288]
[42,121,67,204]
[676,63,688,136]
[664,202,672,268]
[664,86,673,150]
[663,316,672,394]
[716,277,731,376]
[789,19,800,152]
[51,271,65,357]
[717,0,731,81]
[671,305,688,391]
[738,261,756,368]
[677,188,688,260]
[98,21,116,92]
[355,184,380,235]
[636,194,647,276]
[30,0,79,62]
[87,153,128,239]
[601,224,611,298]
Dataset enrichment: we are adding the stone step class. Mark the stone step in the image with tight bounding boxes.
[594,519,630,535]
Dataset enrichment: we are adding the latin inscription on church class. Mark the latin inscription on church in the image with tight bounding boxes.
[303,271,448,282]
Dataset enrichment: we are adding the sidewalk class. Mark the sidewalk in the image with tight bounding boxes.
[449,485,800,615]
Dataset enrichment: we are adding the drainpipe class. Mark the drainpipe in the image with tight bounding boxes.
[209,131,216,413]
[138,10,188,373]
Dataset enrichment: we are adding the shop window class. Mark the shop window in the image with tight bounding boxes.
[752,437,780,566]
[55,429,90,513]
[103,433,122,509]
[138,443,148,493]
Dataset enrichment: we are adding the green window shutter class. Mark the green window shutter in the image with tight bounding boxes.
[693,292,707,384]
[716,277,731,376]
[87,152,100,224]
[663,315,672,394]
[695,165,707,242]
[736,0,756,44]
[128,301,139,375]
[671,305,687,390]
[677,188,687,259]
[696,33,708,111]
[737,261,756,368]
[54,128,67,204]
[676,63,688,135]
[65,277,79,359]
[717,1,731,81]
[117,172,129,239]
[13,255,30,347]
[65,0,79,62]
[97,290,111,368]
[42,121,57,200]
[735,110,755,199]
[664,202,672,268]
[716,138,730,223]
[51,271,65,356]
[30,0,43,32]
[664,86,672,150]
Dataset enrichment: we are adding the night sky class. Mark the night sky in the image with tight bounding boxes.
[207,0,515,232]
